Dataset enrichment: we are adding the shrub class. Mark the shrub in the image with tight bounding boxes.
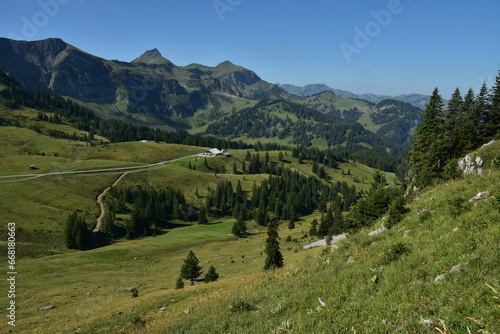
[175,277,184,289]
[229,300,257,313]
[383,242,411,264]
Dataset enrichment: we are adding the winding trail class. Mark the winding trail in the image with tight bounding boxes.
[0,153,198,245]
[93,172,129,233]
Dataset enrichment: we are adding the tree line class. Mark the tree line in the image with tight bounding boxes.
[408,72,500,188]
[0,69,251,150]
[102,185,197,239]
[204,154,358,226]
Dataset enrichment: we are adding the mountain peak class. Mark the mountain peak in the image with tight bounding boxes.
[132,48,171,65]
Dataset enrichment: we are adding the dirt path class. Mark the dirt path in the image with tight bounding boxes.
[93,172,129,233]
[91,154,198,234]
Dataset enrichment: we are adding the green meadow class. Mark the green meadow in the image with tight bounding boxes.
[0,100,497,333]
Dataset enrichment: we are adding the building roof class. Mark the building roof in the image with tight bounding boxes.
[209,148,222,155]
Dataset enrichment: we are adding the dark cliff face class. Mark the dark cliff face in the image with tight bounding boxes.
[0,38,117,103]
[0,38,68,89]
[50,49,116,103]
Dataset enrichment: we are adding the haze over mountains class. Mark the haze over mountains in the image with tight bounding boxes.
[279,83,430,110]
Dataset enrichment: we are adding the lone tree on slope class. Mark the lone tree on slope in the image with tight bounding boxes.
[264,218,284,270]
[180,251,203,282]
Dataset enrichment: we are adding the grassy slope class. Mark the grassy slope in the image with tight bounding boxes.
[2,166,496,333]
[149,144,499,334]
[0,117,205,256]
[0,132,397,333]
[0,107,384,256]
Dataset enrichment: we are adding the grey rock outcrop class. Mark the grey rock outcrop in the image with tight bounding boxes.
[458,154,484,175]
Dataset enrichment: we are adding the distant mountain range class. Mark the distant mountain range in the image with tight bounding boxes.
[0,37,422,149]
[279,83,430,110]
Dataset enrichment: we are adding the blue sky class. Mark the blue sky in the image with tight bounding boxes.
[1,0,499,98]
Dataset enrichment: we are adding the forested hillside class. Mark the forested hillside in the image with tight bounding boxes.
[408,74,500,188]
[204,99,408,177]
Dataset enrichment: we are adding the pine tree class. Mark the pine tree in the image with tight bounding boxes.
[385,193,407,229]
[65,212,77,249]
[232,219,247,236]
[175,276,184,289]
[328,208,344,236]
[488,71,500,137]
[318,206,334,238]
[344,170,391,230]
[458,88,477,152]
[198,207,209,225]
[204,266,219,283]
[474,83,491,140]
[65,212,89,250]
[263,218,284,270]
[408,88,446,188]
[101,209,116,236]
[278,152,284,162]
[180,251,203,282]
[309,219,318,236]
[241,160,247,174]
[443,88,463,159]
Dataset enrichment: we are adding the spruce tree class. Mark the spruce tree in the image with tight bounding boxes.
[318,206,334,238]
[204,266,219,283]
[278,152,284,162]
[385,193,407,229]
[474,83,491,140]
[65,212,89,250]
[198,207,209,225]
[180,251,203,282]
[443,88,463,159]
[328,208,344,236]
[65,212,77,249]
[263,218,284,270]
[241,160,247,174]
[232,220,247,236]
[408,88,446,188]
[488,71,500,137]
[309,219,318,236]
[458,88,477,152]
[101,209,116,236]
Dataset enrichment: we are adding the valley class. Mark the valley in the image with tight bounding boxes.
[0,37,498,333]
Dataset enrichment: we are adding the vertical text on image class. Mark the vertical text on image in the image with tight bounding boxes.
[6,222,17,327]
